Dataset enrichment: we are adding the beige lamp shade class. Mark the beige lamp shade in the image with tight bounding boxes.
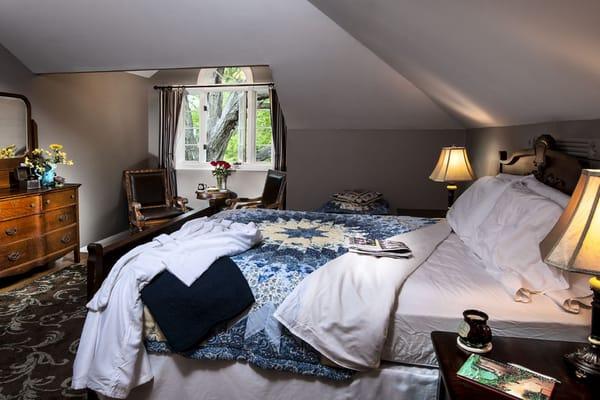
[429,146,475,183]
[540,169,600,275]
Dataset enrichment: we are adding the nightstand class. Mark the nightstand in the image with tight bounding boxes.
[196,190,237,211]
[396,208,447,218]
[431,331,599,400]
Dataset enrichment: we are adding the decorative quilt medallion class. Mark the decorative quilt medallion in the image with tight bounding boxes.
[145,209,435,380]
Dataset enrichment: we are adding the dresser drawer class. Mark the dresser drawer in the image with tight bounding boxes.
[45,226,77,254]
[42,189,77,211]
[0,239,40,271]
[43,206,76,232]
[0,196,41,221]
[0,215,40,245]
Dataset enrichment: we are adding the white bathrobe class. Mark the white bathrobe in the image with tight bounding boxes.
[72,217,262,399]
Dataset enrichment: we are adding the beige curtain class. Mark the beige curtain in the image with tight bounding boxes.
[158,87,184,196]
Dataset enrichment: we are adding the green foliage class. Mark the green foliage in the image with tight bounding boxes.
[223,131,240,163]
[256,107,272,162]
[215,67,247,84]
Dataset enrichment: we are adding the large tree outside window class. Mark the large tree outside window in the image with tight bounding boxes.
[178,67,273,168]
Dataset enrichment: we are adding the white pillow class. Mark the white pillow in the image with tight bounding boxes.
[522,175,570,208]
[473,182,569,300]
[447,176,514,248]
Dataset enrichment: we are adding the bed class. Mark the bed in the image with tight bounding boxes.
[82,135,590,399]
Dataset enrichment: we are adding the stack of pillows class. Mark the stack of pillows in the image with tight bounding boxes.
[318,190,390,215]
[447,173,591,313]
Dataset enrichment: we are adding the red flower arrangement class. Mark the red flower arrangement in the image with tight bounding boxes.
[210,160,233,178]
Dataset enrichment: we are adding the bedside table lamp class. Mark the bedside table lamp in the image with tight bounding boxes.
[429,146,475,208]
[540,169,600,379]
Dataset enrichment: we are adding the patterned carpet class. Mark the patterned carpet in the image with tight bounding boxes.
[0,265,87,400]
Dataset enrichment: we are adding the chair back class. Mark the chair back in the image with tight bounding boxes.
[261,169,287,208]
[124,169,170,208]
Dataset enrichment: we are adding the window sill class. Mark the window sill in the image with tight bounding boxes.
[176,164,272,172]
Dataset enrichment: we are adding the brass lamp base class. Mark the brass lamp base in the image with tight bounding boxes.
[446,184,458,208]
[566,277,600,380]
[565,342,600,379]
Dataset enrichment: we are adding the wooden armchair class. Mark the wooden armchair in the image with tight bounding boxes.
[227,169,287,210]
[123,168,189,231]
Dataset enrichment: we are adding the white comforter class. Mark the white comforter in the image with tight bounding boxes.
[274,220,451,371]
[72,218,262,399]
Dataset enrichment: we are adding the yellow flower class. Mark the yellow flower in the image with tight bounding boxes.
[50,144,63,151]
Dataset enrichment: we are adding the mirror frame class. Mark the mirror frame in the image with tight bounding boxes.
[0,92,38,188]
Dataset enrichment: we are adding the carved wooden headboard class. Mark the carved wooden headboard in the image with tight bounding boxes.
[499,135,582,195]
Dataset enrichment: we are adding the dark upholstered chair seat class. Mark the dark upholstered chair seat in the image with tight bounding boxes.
[141,206,185,221]
[123,168,189,230]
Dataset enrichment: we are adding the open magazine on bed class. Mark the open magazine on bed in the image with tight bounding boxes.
[346,236,413,259]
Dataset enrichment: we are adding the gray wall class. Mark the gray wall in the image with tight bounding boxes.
[466,120,600,178]
[1,45,151,244]
[287,129,466,211]
[0,44,32,93]
[29,73,150,245]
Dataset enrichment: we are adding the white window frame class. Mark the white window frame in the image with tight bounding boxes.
[176,85,274,171]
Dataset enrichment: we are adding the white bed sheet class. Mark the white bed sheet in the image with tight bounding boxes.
[124,354,439,400]
[382,233,590,366]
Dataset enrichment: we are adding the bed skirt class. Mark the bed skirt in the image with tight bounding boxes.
[120,354,439,400]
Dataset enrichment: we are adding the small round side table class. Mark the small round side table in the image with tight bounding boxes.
[196,190,237,210]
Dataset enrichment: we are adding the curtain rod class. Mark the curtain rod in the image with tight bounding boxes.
[154,82,274,90]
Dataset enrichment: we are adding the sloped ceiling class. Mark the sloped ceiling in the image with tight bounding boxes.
[309,0,600,128]
[1,1,599,130]
[0,0,461,130]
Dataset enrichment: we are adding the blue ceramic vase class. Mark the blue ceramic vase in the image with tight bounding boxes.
[40,163,56,187]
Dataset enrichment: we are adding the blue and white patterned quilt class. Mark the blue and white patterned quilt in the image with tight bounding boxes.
[144,209,435,380]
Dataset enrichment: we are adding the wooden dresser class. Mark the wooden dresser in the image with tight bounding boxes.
[0,184,80,279]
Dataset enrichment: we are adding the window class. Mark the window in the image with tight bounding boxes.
[177,67,273,170]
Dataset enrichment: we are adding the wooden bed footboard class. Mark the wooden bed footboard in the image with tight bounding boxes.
[86,207,217,300]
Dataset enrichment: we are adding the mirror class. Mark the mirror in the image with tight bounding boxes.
[0,92,34,159]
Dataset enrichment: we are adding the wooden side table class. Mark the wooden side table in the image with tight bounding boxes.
[431,331,599,400]
[397,208,447,218]
[196,190,237,211]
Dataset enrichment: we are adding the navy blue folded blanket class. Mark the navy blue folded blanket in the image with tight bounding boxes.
[141,256,254,352]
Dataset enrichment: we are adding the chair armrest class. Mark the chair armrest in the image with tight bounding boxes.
[226,196,262,208]
[130,201,145,231]
[233,200,263,209]
[174,196,189,211]
[263,201,283,210]
[237,196,262,202]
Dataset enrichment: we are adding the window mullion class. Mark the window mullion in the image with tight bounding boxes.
[199,92,208,163]
[247,89,256,163]
[236,91,245,163]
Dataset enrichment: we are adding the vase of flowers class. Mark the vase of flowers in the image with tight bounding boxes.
[0,144,16,159]
[210,160,232,191]
[24,144,74,188]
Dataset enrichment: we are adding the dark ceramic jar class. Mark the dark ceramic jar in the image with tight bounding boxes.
[457,309,492,349]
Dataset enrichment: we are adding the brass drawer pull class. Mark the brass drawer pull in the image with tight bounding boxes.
[5,228,17,236]
[45,199,51,205]
[61,234,72,244]
[30,203,35,208]
[58,214,68,223]
[7,251,21,262]
[70,194,75,200]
